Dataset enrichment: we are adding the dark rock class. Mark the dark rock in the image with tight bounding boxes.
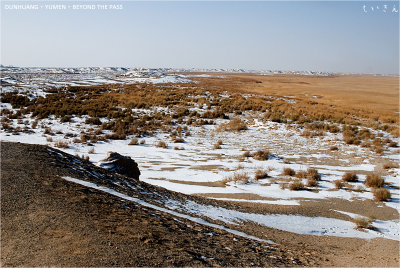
[96,151,140,180]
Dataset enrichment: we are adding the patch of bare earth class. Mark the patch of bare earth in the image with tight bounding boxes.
[1,141,315,267]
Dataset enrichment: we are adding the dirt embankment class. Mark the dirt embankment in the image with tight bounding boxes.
[1,141,398,267]
[1,141,314,266]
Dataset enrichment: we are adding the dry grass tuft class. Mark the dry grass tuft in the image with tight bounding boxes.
[173,137,185,143]
[373,188,391,201]
[129,137,139,145]
[213,143,222,149]
[289,180,304,191]
[252,150,270,161]
[242,151,251,158]
[333,179,344,189]
[282,168,296,176]
[352,217,374,230]
[306,178,318,187]
[224,172,250,185]
[156,141,168,149]
[365,174,384,188]
[254,170,268,181]
[217,118,248,132]
[307,168,321,181]
[295,170,307,179]
[54,140,69,149]
[342,172,358,182]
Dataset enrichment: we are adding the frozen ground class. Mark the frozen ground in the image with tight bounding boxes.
[63,176,399,241]
[1,69,399,241]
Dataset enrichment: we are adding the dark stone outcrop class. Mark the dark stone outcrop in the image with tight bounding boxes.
[96,152,140,180]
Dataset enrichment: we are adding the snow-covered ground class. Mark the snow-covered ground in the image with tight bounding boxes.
[63,176,399,241]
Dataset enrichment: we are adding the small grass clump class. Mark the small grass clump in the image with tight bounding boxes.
[156,141,168,149]
[254,170,268,181]
[307,168,321,181]
[213,143,222,149]
[365,174,384,188]
[330,146,339,151]
[252,150,270,161]
[242,151,251,158]
[44,127,54,136]
[282,168,296,176]
[88,147,95,154]
[388,141,398,148]
[373,188,391,201]
[129,137,139,145]
[352,217,374,230]
[306,178,318,187]
[225,172,250,184]
[295,170,307,179]
[173,137,185,143]
[342,172,358,182]
[54,140,69,149]
[333,179,344,189]
[289,180,304,191]
[217,118,248,132]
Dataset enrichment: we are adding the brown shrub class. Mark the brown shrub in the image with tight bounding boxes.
[352,217,373,230]
[301,129,324,138]
[295,170,307,179]
[307,168,321,181]
[344,136,361,145]
[388,141,398,148]
[374,146,384,154]
[365,174,384,188]
[254,170,268,181]
[282,168,296,176]
[54,140,69,149]
[289,181,304,191]
[330,146,339,151]
[44,127,54,136]
[224,172,250,184]
[252,150,270,161]
[31,120,38,129]
[342,172,358,182]
[242,151,251,158]
[373,188,391,201]
[156,141,168,149]
[306,178,318,187]
[174,137,185,143]
[213,143,222,149]
[333,179,344,189]
[217,118,248,132]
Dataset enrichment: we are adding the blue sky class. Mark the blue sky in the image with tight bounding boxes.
[1,1,399,74]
